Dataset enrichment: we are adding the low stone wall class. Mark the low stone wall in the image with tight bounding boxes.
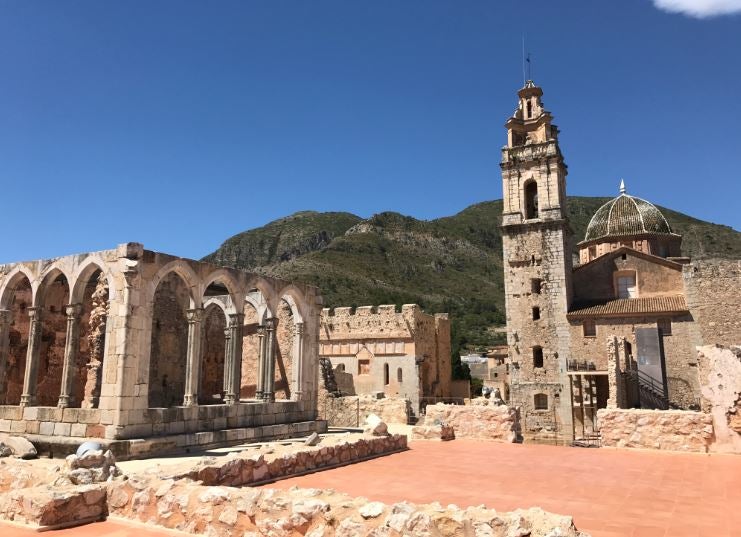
[423,403,519,442]
[0,400,316,442]
[597,408,714,452]
[410,424,455,441]
[107,479,587,537]
[0,484,107,529]
[160,433,408,486]
[319,395,411,427]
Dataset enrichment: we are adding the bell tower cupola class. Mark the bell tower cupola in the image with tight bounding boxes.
[501,80,567,224]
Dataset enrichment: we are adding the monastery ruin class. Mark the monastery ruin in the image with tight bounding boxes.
[0,242,324,456]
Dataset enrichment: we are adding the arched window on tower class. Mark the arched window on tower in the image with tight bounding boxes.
[384,363,389,385]
[526,100,533,119]
[533,346,544,369]
[525,181,539,219]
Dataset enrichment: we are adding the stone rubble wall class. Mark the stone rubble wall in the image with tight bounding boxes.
[697,345,741,454]
[106,478,588,537]
[597,408,714,452]
[410,424,455,441]
[319,395,411,427]
[0,483,107,529]
[423,402,519,442]
[158,433,408,487]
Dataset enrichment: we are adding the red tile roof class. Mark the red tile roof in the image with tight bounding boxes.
[567,295,688,318]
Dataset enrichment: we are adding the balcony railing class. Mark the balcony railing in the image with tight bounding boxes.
[567,359,597,372]
[501,140,559,163]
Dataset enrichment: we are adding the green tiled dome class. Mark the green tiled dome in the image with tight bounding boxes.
[584,185,672,242]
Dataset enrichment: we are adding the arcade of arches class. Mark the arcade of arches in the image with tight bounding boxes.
[0,243,323,449]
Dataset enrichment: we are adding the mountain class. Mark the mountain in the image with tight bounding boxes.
[203,198,741,369]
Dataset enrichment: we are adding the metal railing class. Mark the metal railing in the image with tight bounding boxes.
[623,369,669,410]
[567,359,598,372]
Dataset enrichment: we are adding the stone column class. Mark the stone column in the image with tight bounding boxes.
[183,308,204,406]
[294,322,305,400]
[58,303,83,408]
[224,313,244,405]
[262,317,277,402]
[255,325,266,400]
[222,326,233,402]
[20,307,43,407]
[0,310,11,403]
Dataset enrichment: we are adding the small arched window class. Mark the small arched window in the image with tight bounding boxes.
[384,363,389,385]
[526,100,533,119]
[534,393,548,410]
[533,346,544,369]
[524,181,539,219]
[397,368,403,383]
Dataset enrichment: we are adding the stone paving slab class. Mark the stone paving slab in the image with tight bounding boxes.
[265,439,741,537]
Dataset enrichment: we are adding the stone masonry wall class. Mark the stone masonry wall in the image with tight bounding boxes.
[684,259,741,348]
[318,395,411,427]
[106,481,585,537]
[597,408,714,452]
[423,402,519,442]
[697,345,741,454]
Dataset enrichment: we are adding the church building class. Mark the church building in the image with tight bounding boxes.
[500,81,740,442]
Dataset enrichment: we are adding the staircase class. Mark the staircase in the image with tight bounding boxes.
[319,358,341,396]
[623,369,669,410]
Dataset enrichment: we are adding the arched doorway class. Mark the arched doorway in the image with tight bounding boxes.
[36,272,69,406]
[199,304,227,405]
[1,273,32,405]
[148,272,191,408]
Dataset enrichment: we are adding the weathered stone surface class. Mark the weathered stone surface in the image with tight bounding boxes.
[424,404,519,442]
[105,477,587,537]
[697,345,741,454]
[162,433,407,487]
[410,424,455,441]
[363,414,388,436]
[597,408,714,452]
[0,435,37,459]
[304,432,321,446]
[62,449,120,485]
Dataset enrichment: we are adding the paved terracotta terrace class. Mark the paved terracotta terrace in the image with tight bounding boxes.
[268,440,741,537]
[2,439,740,537]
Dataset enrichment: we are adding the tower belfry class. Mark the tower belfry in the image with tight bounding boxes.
[500,80,573,439]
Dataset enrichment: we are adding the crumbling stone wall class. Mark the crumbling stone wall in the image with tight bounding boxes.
[36,278,68,407]
[200,306,227,404]
[274,300,294,400]
[423,401,519,442]
[148,272,190,408]
[697,345,741,453]
[318,394,411,427]
[597,408,714,452]
[240,303,260,398]
[5,282,31,405]
[76,273,109,409]
[106,480,585,537]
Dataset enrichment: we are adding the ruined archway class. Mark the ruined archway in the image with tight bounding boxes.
[273,299,296,400]
[36,271,70,407]
[1,272,32,405]
[240,290,268,399]
[200,303,227,405]
[148,271,191,408]
[73,269,109,409]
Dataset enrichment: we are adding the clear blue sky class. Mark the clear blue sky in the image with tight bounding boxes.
[1,1,739,263]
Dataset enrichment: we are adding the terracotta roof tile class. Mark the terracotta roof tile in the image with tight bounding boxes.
[567,296,688,318]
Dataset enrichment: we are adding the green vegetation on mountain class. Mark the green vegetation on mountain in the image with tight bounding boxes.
[204,198,741,377]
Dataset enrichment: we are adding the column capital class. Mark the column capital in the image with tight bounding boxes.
[265,317,277,330]
[0,309,11,325]
[186,308,204,323]
[27,307,42,321]
[228,312,244,328]
[64,303,83,319]
[256,325,266,337]
[295,321,305,335]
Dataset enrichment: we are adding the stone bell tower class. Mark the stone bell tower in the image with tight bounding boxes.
[500,80,573,439]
